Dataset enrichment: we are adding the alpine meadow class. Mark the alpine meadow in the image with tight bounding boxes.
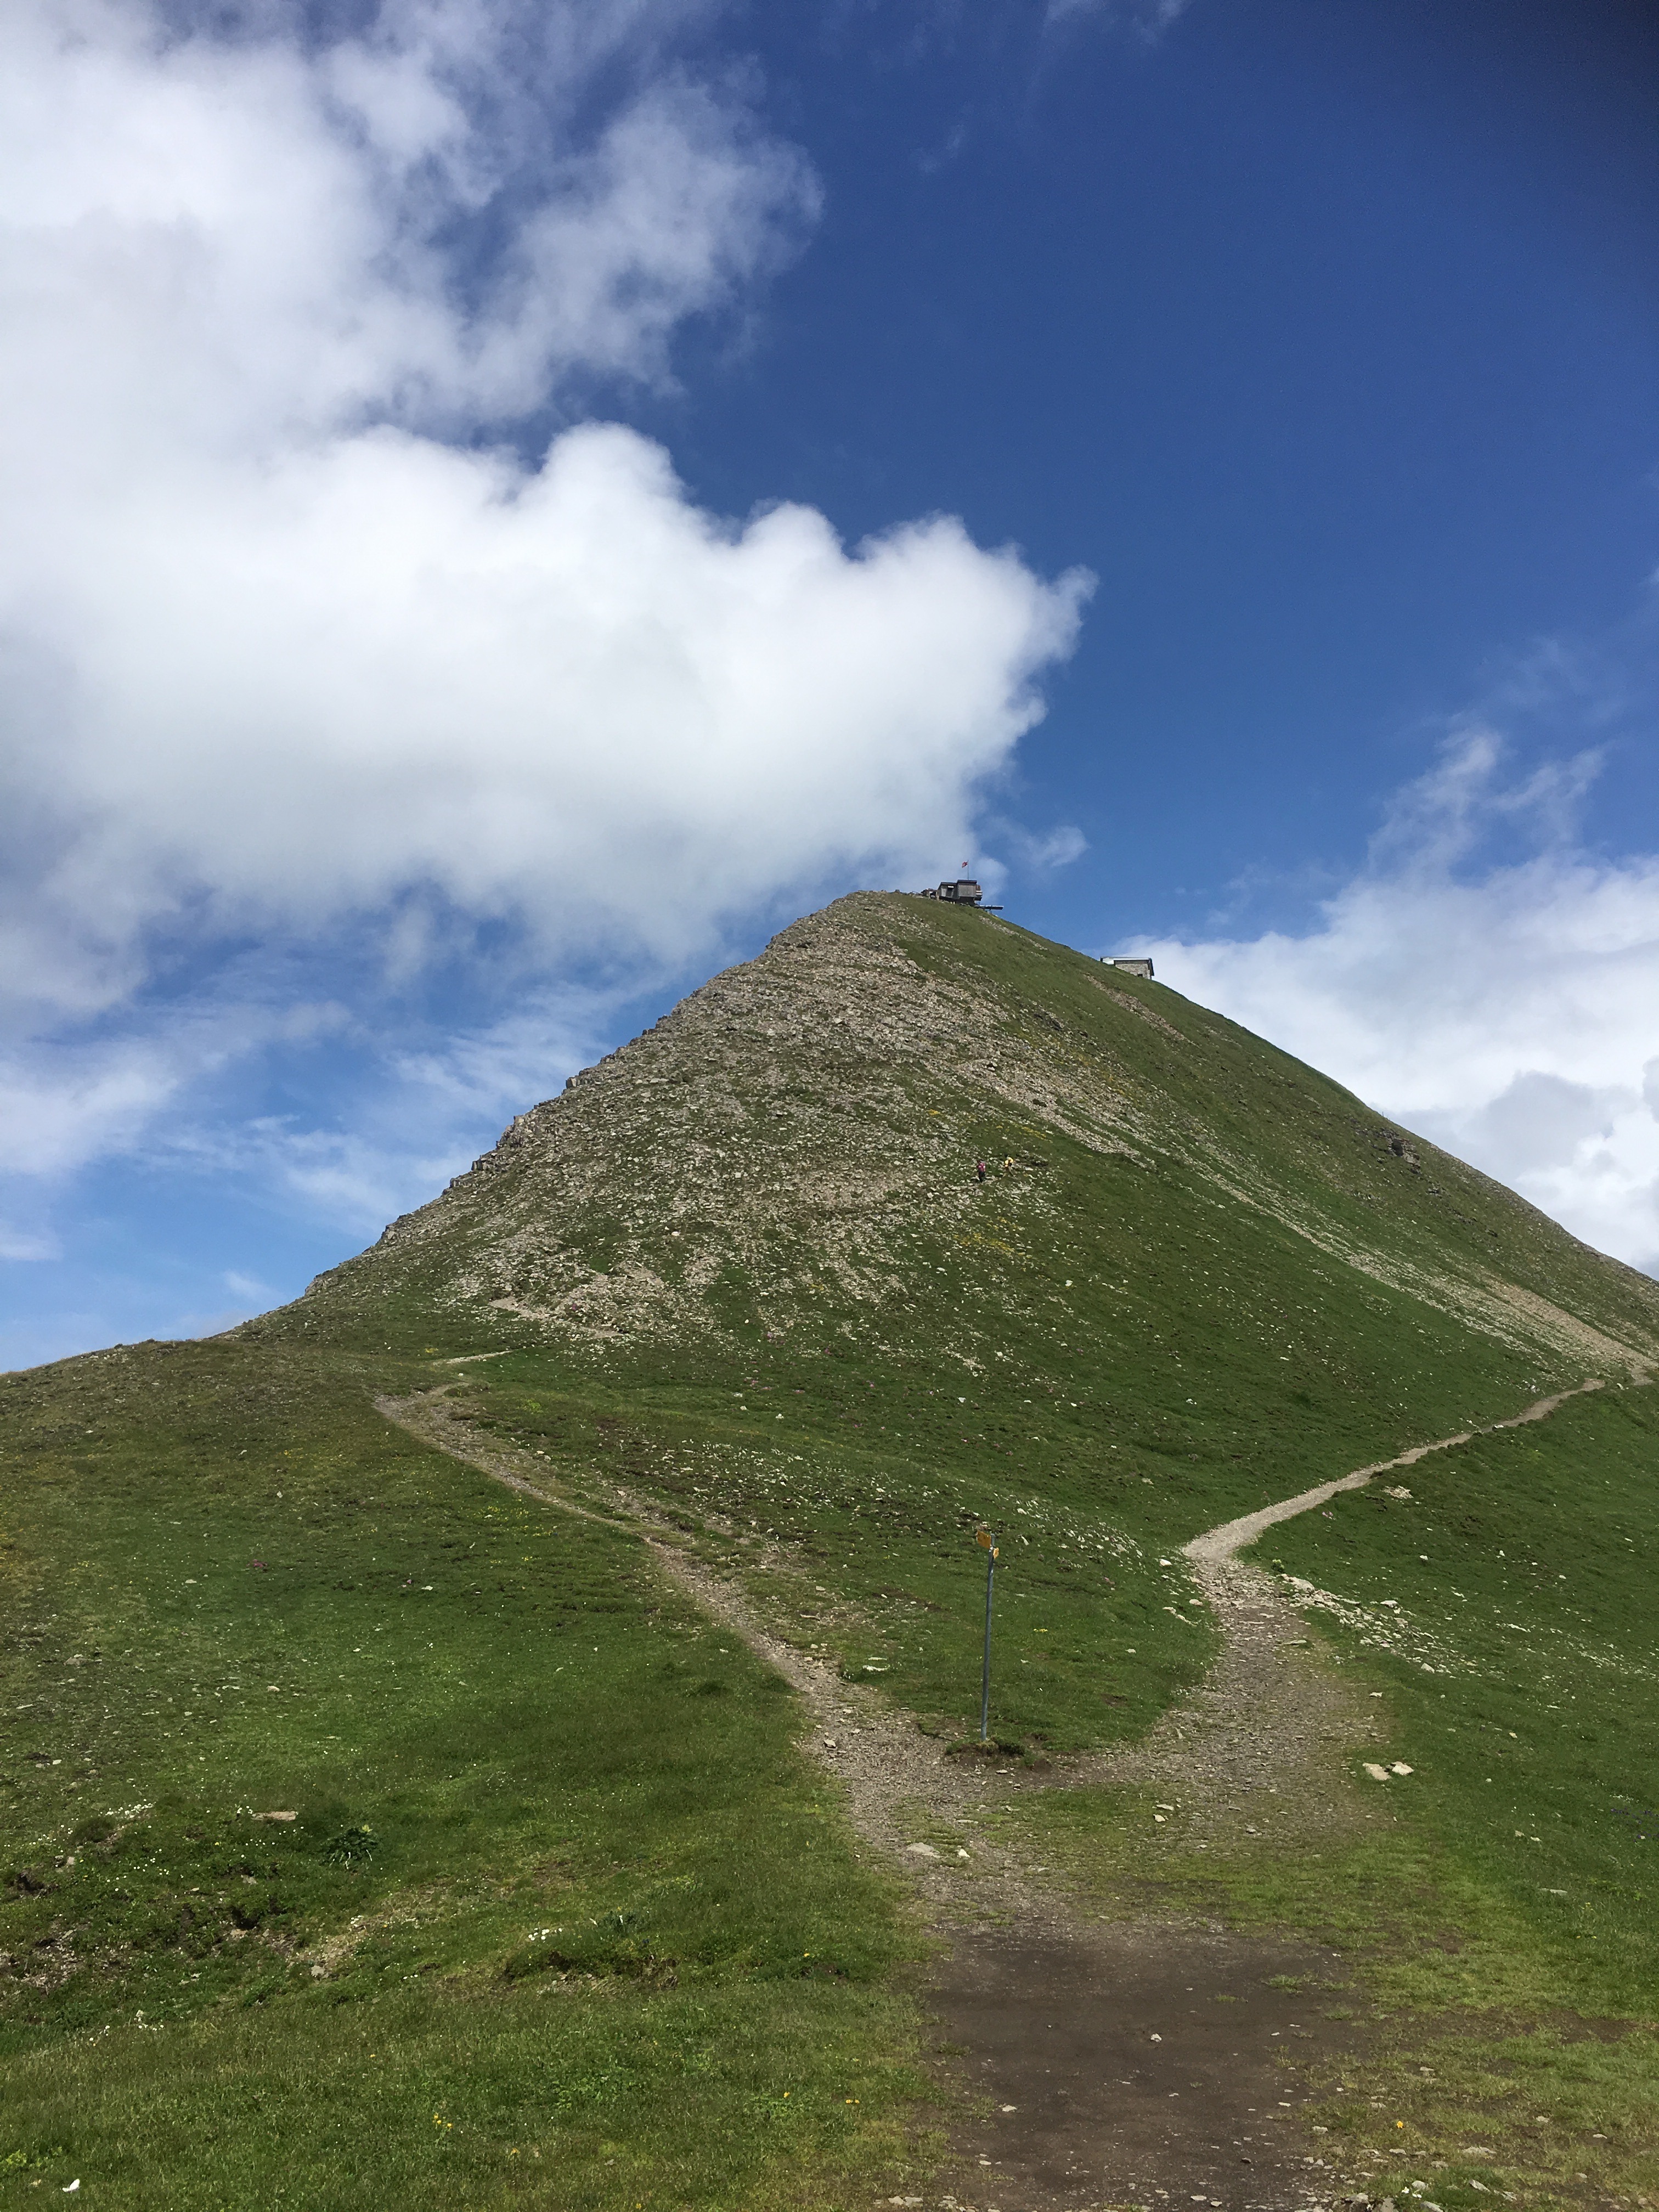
[3,894,1656,2212]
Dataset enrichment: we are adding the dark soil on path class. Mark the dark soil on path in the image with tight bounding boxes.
[929,1923,1362,2212]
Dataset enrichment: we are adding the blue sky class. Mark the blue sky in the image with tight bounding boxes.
[3,0,1656,1368]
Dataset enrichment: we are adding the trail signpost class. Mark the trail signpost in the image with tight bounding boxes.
[975,1526,999,1743]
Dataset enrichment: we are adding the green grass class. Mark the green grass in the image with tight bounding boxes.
[5,895,1658,2204]
[1,1979,924,2210]
[439,1130,1611,1759]
[1014,1382,1659,2209]
[259,901,1657,1762]
[448,1349,1220,1756]
[0,1341,928,2208]
[1266,1378,1659,2017]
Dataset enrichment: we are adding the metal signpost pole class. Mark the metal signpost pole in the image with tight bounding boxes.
[976,1527,998,1744]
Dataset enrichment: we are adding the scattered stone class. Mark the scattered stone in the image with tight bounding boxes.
[906,1842,939,1859]
[1390,1763,1413,1776]
[1363,1764,1391,1782]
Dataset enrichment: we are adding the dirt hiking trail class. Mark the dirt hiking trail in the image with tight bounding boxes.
[377,1378,1622,2212]
[1093,1379,1617,1855]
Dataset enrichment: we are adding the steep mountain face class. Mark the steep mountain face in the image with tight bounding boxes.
[285,892,1659,1387]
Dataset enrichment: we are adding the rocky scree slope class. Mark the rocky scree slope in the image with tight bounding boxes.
[279,894,1659,1385]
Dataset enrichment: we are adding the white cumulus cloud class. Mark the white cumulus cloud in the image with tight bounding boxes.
[1141,733,1659,1274]
[0,0,1090,1227]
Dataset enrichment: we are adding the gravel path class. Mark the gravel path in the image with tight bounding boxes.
[380,1373,1620,1871]
[1102,1378,1621,1852]
[1186,1376,1610,1572]
[378,1373,1628,2210]
[376,1384,1054,1915]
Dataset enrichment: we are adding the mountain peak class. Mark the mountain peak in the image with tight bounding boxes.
[283,892,1659,1381]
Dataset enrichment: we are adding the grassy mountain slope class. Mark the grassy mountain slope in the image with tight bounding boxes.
[3,893,1655,2207]
[272,889,1657,1757]
[290,894,1657,1391]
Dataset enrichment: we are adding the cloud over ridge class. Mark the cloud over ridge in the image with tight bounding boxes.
[1145,734,1659,1274]
[0,0,1090,1226]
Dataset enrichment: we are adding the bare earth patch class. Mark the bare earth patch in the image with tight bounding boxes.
[931,1923,1362,2212]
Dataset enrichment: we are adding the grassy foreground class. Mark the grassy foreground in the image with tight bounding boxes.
[9,1346,1652,2208]
[0,1339,927,2209]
